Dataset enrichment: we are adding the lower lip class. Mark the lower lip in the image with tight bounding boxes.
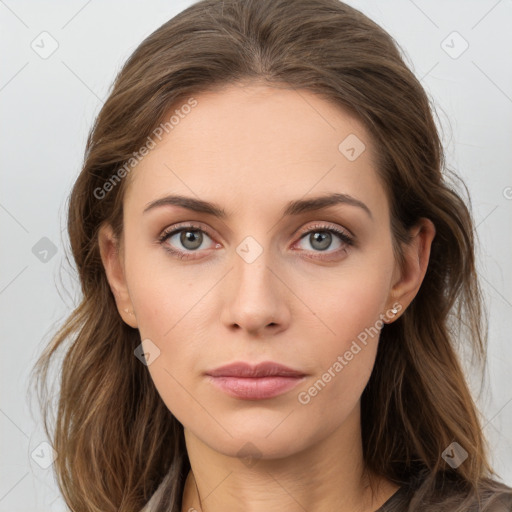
[207,375,305,400]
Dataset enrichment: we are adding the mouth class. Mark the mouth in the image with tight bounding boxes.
[205,361,307,400]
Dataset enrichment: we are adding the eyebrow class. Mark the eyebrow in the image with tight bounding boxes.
[143,192,372,220]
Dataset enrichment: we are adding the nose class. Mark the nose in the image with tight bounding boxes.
[221,241,291,336]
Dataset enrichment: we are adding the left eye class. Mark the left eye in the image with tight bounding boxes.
[295,228,353,253]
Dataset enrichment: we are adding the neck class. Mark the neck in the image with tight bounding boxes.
[180,405,399,512]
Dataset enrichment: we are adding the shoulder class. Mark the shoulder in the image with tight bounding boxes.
[475,484,512,511]
[404,472,512,512]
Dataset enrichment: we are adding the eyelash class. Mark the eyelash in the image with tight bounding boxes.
[157,222,354,261]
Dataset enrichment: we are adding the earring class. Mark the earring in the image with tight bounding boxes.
[384,306,399,324]
[123,308,135,316]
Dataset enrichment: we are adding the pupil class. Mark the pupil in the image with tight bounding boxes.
[181,230,202,250]
[311,231,331,251]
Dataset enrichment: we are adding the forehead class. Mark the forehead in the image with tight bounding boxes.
[124,83,388,219]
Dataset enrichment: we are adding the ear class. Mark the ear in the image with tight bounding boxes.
[385,217,436,322]
[98,222,138,328]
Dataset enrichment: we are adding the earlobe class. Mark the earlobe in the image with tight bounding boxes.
[385,218,436,323]
[98,223,138,328]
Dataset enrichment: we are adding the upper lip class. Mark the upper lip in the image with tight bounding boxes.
[205,361,306,378]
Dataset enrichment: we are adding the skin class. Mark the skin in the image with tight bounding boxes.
[99,82,436,512]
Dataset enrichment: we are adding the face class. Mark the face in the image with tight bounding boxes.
[100,83,422,461]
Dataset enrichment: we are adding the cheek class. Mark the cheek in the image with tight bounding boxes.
[300,248,394,351]
[124,240,199,340]
[292,251,394,409]
[132,275,205,427]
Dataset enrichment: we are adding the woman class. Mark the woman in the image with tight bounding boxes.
[31,0,512,510]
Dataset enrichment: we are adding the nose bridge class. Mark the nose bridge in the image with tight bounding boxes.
[234,236,275,295]
[233,233,276,301]
[224,232,289,333]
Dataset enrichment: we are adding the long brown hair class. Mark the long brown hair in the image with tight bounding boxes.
[30,0,511,510]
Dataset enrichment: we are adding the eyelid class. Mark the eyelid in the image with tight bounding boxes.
[158,221,215,241]
[295,222,353,240]
[158,221,352,243]
[158,221,354,259]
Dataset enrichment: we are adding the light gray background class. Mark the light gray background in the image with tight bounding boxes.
[1,1,511,510]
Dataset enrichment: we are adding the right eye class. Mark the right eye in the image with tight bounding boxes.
[158,223,219,260]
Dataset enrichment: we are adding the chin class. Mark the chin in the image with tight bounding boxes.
[192,421,317,462]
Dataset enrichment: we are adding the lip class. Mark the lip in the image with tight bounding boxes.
[205,361,307,400]
[205,361,306,378]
